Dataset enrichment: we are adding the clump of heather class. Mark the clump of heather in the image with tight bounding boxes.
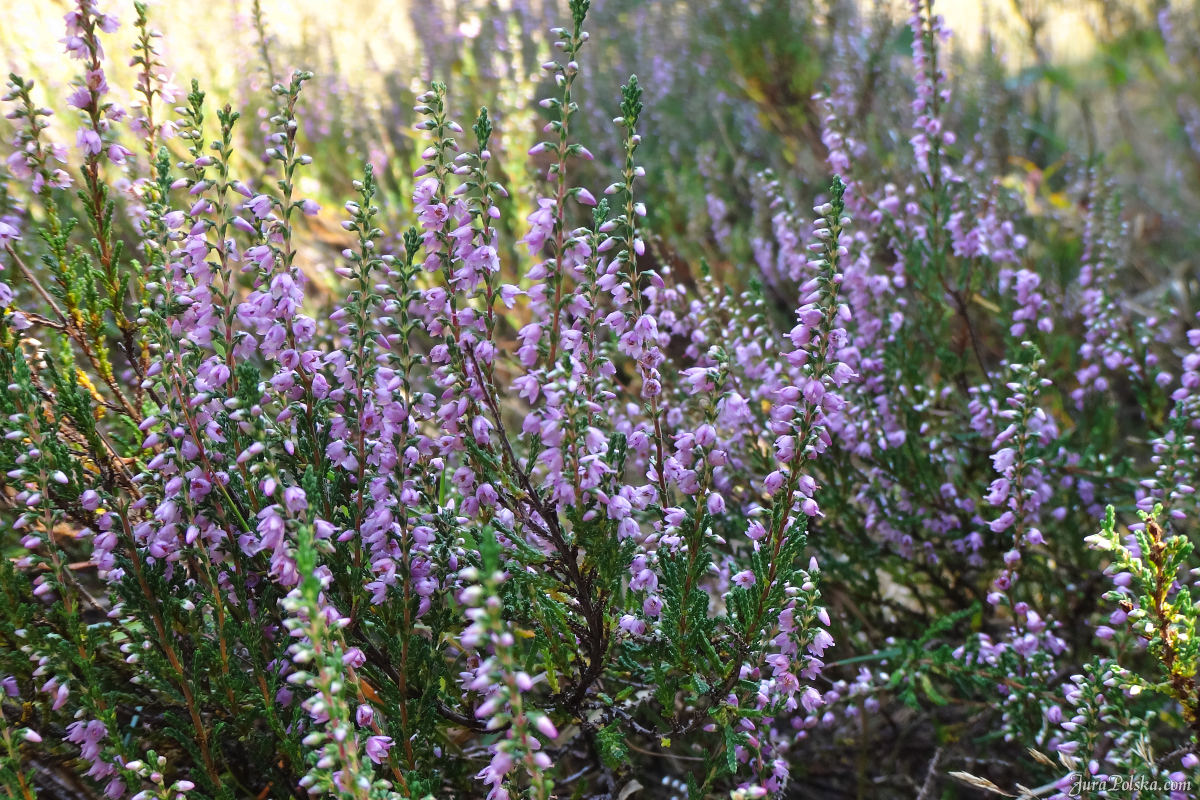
[2,1,1200,799]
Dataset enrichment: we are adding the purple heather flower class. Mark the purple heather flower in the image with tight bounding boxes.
[364,735,393,764]
[283,487,308,515]
[801,686,824,712]
[732,570,756,589]
[76,128,102,155]
[247,194,274,218]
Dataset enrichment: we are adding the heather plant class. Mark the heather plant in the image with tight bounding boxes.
[3,1,1200,799]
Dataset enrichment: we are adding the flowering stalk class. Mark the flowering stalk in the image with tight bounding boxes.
[752,176,851,605]
[534,0,595,365]
[2,73,138,426]
[67,1,143,418]
[984,350,1053,609]
[287,526,404,800]
[601,75,671,504]
[129,2,169,159]
[459,536,557,800]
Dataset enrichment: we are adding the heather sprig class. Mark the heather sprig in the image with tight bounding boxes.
[457,534,557,800]
[2,75,67,197]
[531,0,596,366]
[1085,506,1200,734]
[129,2,169,157]
[287,527,401,800]
[984,349,1055,609]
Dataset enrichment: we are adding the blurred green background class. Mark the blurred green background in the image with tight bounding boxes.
[2,0,1198,309]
